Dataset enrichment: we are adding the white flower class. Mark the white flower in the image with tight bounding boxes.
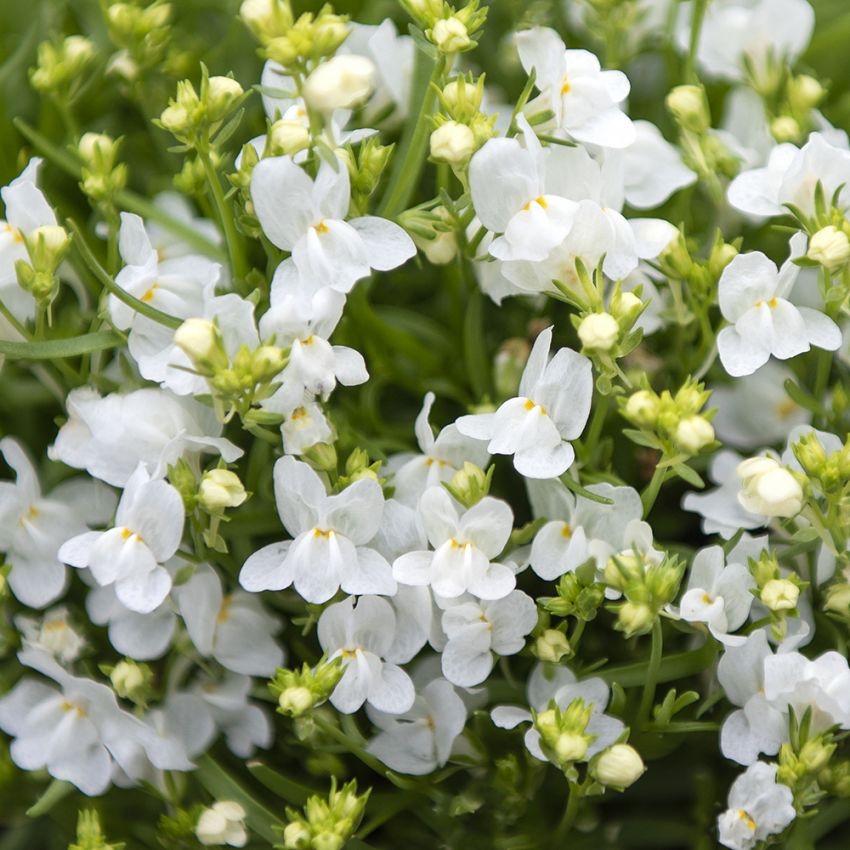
[0,158,55,324]
[679,0,814,83]
[491,664,624,764]
[527,479,643,581]
[87,582,177,660]
[439,591,538,687]
[392,486,515,600]
[367,677,467,775]
[718,631,850,764]
[717,238,841,377]
[144,191,222,262]
[675,545,755,643]
[717,762,795,850]
[239,456,395,602]
[515,27,634,148]
[303,54,375,112]
[468,119,578,263]
[191,673,273,757]
[318,595,415,714]
[280,398,334,455]
[251,155,415,302]
[175,564,284,676]
[196,801,248,847]
[258,286,367,411]
[59,464,184,614]
[386,391,490,507]
[736,456,803,518]
[0,437,115,608]
[49,386,242,487]
[728,133,850,219]
[711,361,809,449]
[15,607,85,663]
[456,326,592,478]
[110,213,221,387]
[682,451,766,538]
[0,648,190,795]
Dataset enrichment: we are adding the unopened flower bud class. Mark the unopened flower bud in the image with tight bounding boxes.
[737,456,803,518]
[430,121,475,167]
[109,659,151,704]
[199,469,247,512]
[269,119,310,156]
[760,578,800,612]
[808,226,850,270]
[771,115,800,143]
[824,583,850,618]
[239,0,293,42]
[206,76,244,120]
[617,601,654,636]
[592,744,646,789]
[252,344,287,382]
[535,629,571,663]
[578,312,620,352]
[196,801,248,847]
[432,17,470,53]
[303,55,375,112]
[555,732,588,763]
[673,416,714,454]
[666,85,710,133]
[279,685,314,716]
[624,390,659,427]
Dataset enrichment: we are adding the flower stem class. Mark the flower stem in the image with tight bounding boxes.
[638,618,664,727]
[556,781,582,840]
[198,146,248,283]
[641,457,668,518]
[685,0,709,82]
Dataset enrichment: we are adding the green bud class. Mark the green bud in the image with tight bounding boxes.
[270,656,344,718]
[444,462,492,508]
[534,629,571,663]
[70,809,124,850]
[108,659,153,706]
[240,0,294,44]
[666,85,710,133]
[174,318,229,376]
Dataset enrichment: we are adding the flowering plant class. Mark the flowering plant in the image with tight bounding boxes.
[3,0,850,848]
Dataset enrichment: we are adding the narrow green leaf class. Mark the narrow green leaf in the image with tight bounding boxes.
[598,641,717,689]
[67,220,183,329]
[672,462,704,489]
[246,761,315,806]
[560,475,614,505]
[196,755,284,844]
[0,331,123,360]
[26,779,74,817]
[622,428,662,450]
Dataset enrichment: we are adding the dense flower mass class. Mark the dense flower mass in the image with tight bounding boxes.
[3,0,850,848]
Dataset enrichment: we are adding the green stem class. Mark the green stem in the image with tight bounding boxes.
[581,393,610,462]
[685,0,709,82]
[378,54,447,217]
[198,146,248,283]
[556,781,582,841]
[641,457,668,518]
[638,619,664,727]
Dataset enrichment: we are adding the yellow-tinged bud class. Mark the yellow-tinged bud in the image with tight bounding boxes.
[760,578,800,612]
[199,469,247,512]
[432,17,470,53]
[673,416,714,454]
[808,226,850,270]
[666,85,710,133]
[592,744,646,789]
[303,55,375,112]
[623,390,659,428]
[578,312,620,352]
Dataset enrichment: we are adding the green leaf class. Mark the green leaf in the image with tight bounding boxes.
[67,220,183,329]
[598,641,717,689]
[196,755,285,844]
[246,761,316,806]
[622,428,662,450]
[0,331,123,360]
[783,378,822,414]
[672,462,704,488]
[26,779,74,817]
[463,286,490,399]
[560,475,614,505]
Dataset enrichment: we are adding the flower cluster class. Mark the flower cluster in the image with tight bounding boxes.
[3,0,850,847]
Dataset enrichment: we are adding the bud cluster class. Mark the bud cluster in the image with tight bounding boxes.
[103,1,172,79]
[15,225,72,313]
[620,378,716,457]
[430,75,496,170]
[269,656,344,718]
[78,133,128,207]
[30,36,96,97]
[401,1,488,55]
[279,779,369,850]
[748,550,807,643]
[70,810,124,850]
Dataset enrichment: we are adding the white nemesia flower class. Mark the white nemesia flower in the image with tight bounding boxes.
[239,455,395,602]
[717,237,841,377]
[456,326,592,478]
[250,155,415,302]
[196,801,248,847]
[515,27,635,148]
[367,677,467,775]
[0,648,191,795]
[49,386,242,487]
[175,564,284,676]
[318,595,415,715]
[736,456,803,518]
[0,437,115,608]
[59,464,184,613]
[491,664,624,764]
[392,486,515,600]
[15,607,85,663]
[386,391,490,507]
[717,761,795,850]
[439,591,538,687]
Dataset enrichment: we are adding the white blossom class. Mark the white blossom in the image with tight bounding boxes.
[456,327,592,478]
